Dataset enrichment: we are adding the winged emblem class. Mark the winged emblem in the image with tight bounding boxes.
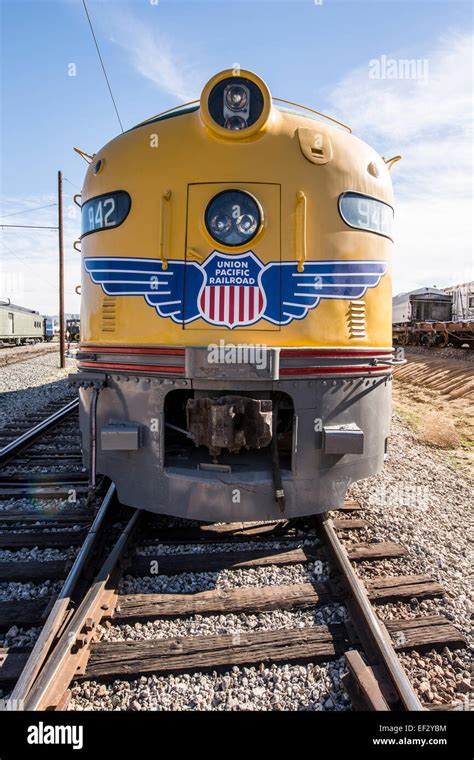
[84,252,387,328]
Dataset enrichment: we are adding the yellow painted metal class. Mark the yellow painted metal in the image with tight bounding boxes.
[80,70,394,349]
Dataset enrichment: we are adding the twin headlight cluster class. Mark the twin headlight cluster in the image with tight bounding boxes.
[205,190,261,247]
[200,69,272,140]
[207,78,264,131]
[201,70,270,246]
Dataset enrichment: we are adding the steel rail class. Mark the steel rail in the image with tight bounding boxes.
[10,483,116,707]
[0,397,79,465]
[23,506,142,711]
[316,514,423,711]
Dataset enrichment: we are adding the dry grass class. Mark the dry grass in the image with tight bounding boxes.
[418,411,461,449]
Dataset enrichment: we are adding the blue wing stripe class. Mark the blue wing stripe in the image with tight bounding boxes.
[84,257,203,323]
[261,260,387,325]
[85,257,167,274]
[84,256,387,328]
[283,261,387,274]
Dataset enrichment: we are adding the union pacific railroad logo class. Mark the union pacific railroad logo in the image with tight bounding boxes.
[84,251,387,329]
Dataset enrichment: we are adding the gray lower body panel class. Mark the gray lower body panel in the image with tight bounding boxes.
[77,370,392,521]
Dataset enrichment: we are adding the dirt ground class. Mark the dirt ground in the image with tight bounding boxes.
[392,349,473,479]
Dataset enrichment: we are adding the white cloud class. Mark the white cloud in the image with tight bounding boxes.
[108,10,204,103]
[328,31,473,294]
[0,195,81,315]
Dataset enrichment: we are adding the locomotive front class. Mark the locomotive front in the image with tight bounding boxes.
[74,69,395,520]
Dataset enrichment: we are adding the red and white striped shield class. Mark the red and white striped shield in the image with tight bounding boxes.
[197,252,266,328]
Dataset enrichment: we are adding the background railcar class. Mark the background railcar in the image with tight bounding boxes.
[0,302,46,346]
[392,288,474,347]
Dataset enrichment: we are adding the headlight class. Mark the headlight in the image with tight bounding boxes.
[200,69,272,139]
[224,84,248,111]
[208,77,264,131]
[205,190,262,247]
[225,114,247,131]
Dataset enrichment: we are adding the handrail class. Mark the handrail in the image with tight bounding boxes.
[273,97,352,133]
[295,191,307,272]
[160,191,172,270]
[384,155,402,171]
[136,100,199,128]
[130,95,351,134]
[73,147,94,164]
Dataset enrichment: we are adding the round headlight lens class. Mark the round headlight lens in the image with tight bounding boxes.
[205,190,262,247]
[209,212,232,238]
[236,213,258,236]
[225,84,248,111]
[224,115,247,131]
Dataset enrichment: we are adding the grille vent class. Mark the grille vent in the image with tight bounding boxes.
[347,300,366,339]
[101,296,116,333]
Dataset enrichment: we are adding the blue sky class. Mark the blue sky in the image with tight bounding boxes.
[1,0,472,313]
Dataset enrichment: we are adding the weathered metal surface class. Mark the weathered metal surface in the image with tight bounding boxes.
[186,395,272,456]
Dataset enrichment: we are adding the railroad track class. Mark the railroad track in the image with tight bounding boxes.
[0,344,60,369]
[0,398,467,711]
[0,489,467,711]
[0,397,80,468]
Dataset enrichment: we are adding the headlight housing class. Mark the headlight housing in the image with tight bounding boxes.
[205,190,262,247]
[200,69,272,139]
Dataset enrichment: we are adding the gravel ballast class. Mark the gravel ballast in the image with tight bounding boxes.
[0,352,76,429]
[69,659,351,711]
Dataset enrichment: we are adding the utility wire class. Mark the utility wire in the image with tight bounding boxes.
[82,0,124,133]
[1,224,58,230]
[63,177,81,190]
[0,203,57,220]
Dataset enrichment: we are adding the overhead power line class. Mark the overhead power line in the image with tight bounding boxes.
[63,177,81,191]
[82,0,124,133]
[1,224,58,230]
[0,203,57,220]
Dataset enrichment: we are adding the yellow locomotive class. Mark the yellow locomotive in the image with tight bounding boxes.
[73,69,397,520]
